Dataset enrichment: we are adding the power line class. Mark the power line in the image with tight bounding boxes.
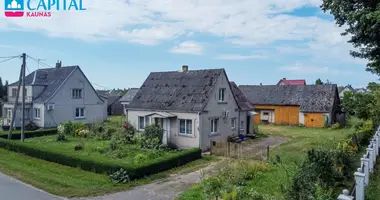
[92,82,110,90]
[27,55,54,68]
[0,55,21,59]
[0,56,20,64]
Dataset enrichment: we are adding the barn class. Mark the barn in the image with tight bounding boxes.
[239,84,343,128]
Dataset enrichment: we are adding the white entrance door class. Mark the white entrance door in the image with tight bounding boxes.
[162,118,170,145]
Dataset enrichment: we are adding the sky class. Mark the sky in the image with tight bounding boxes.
[0,0,378,90]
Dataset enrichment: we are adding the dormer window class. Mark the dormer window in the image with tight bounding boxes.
[72,89,82,99]
[218,88,226,102]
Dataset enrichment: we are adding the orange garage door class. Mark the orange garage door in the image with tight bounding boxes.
[304,113,325,128]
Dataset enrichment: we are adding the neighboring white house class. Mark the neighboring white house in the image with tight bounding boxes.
[119,88,139,115]
[1,62,107,129]
[126,66,254,151]
[338,85,355,99]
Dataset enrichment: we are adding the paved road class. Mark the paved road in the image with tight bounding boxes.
[0,172,65,200]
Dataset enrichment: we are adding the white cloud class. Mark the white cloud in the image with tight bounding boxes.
[215,54,267,60]
[279,63,329,74]
[170,41,204,55]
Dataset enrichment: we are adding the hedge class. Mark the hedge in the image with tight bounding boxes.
[0,139,201,179]
[0,129,57,140]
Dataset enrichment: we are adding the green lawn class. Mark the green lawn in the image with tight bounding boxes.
[0,148,217,197]
[179,125,354,200]
[22,135,188,168]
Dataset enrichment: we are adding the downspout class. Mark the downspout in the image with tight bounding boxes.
[198,111,202,150]
[237,110,240,135]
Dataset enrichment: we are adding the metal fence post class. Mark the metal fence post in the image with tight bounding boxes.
[354,168,365,200]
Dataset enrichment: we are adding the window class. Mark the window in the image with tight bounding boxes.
[263,112,269,116]
[23,88,27,97]
[12,88,17,97]
[72,89,83,99]
[179,119,193,135]
[75,108,85,118]
[211,118,219,133]
[34,108,41,119]
[240,121,244,130]
[218,88,226,102]
[139,116,146,129]
[231,118,236,129]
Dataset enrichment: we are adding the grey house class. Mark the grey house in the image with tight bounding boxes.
[1,63,107,129]
[119,88,139,115]
[126,66,254,151]
[338,85,355,99]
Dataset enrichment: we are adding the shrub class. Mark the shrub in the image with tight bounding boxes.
[56,134,67,142]
[0,129,57,140]
[111,126,135,145]
[253,125,259,133]
[331,123,340,130]
[0,139,201,179]
[134,154,149,165]
[63,121,75,136]
[77,129,90,138]
[25,122,39,131]
[74,144,83,151]
[139,125,163,149]
[57,125,65,135]
[109,168,130,183]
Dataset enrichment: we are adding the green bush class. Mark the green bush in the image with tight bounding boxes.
[25,122,39,131]
[331,123,340,130]
[0,138,201,179]
[56,134,67,142]
[0,129,57,140]
[139,125,163,149]
[74,144,83,151]
[354,120,373,146]
[134,154,149,165]
[109,168,130,183]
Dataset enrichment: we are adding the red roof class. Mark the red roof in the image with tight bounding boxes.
[277,78,306,85]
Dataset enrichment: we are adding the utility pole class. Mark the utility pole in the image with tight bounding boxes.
[21,53,26,142]
[8,55,24,140]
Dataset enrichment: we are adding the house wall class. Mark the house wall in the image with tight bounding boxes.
[2,103,33,127]
[32,85,46,98]
[8,86,32,99]
[200,72,240,151]
[127,110,200,149]
[44,68,107,127]
[110,102,124,115]
[32,103,45,127]
[254,105,300,125]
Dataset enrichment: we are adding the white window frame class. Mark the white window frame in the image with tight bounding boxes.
[139,116,146,130]
[11,88,17,97]
[179,119,193,136]
[6,108,12,119]
[218,88,226,102]
[231,118,236,129]
[72,89,83,99]
[211,118,219,134]
[75,107,85,119]
[240,121,244,131]
[34,108,41,120]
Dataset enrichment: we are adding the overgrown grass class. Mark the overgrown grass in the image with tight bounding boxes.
[0,148,217,197]
[365,161,380,200]
[179,125,354,200]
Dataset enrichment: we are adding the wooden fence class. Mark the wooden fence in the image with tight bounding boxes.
[337,126,380,200]
[210,140,270,161]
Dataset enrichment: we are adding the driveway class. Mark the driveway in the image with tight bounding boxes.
[0,172,65,200]
[70,161,223,200]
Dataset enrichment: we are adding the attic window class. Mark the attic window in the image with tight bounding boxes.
[218,88,226,102]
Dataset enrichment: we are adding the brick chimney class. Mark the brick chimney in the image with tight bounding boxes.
[182,65,188,72]
[283,78,286,80]
[56,60,62,68]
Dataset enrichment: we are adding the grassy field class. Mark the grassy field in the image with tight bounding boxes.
[179,125,354,200]
[0,148,217,197]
